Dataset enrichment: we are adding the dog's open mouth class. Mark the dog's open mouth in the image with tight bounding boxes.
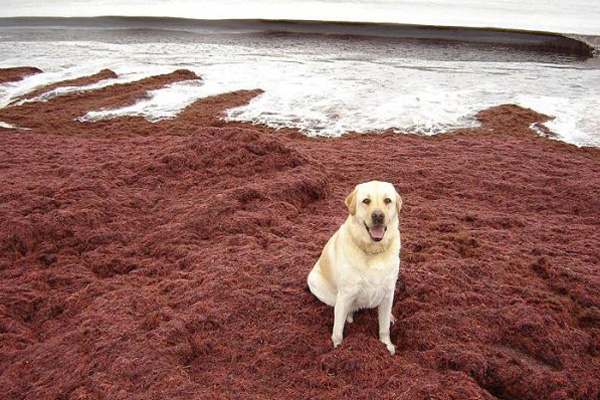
[365,223,386,242]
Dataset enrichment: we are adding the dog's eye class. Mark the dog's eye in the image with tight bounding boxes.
[362,198,371,205]
[384,198,392,204]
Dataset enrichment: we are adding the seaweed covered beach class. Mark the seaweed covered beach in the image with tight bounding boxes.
[0,67,599,399]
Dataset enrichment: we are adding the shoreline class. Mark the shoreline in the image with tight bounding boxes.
[0,66,598,150]
[1,67,599,399]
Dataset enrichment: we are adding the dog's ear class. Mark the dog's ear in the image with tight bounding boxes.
[396,193,403,214]
[345,187,357,215]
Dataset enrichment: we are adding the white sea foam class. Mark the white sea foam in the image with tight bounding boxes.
[81,79,214,122]
[0,120,17,129]
[1,38,599,146]
[517,95,600,147]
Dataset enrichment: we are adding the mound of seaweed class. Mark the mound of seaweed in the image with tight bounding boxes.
[0,124,329,398]
[11,69,118,104]
[0,66,42,84]
[0,68,599,400]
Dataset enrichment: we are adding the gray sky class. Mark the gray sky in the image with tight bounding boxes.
[0,0,598,35]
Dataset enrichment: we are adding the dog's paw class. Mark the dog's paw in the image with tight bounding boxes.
[380,335,395,355]
[385,342,396,355]
[346,312,354,323]
[331,334,342,348]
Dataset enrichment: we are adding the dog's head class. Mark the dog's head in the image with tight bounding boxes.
[345,181,402,243]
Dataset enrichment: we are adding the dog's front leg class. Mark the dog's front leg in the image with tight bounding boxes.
[378,293,396,355]
[331,292,353,348]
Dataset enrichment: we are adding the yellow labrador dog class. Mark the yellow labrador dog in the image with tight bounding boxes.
[307,180,402,355]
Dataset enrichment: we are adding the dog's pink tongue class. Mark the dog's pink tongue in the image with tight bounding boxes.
[369,226,384,240]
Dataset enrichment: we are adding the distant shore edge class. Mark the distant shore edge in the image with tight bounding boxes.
[0,16,596,58]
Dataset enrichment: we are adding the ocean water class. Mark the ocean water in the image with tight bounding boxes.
[0,16,599,146]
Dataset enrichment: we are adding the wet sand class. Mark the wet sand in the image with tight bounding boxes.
[0,67,599,400]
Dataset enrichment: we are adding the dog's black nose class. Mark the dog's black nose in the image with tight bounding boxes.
[372,210,384,224]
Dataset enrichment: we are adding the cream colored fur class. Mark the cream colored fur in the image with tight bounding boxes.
[307,180,402,355]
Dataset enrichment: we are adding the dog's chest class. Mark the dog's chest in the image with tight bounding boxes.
[352,261,397,310]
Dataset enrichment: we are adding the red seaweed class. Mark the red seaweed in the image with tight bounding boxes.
[0,68,598,400]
